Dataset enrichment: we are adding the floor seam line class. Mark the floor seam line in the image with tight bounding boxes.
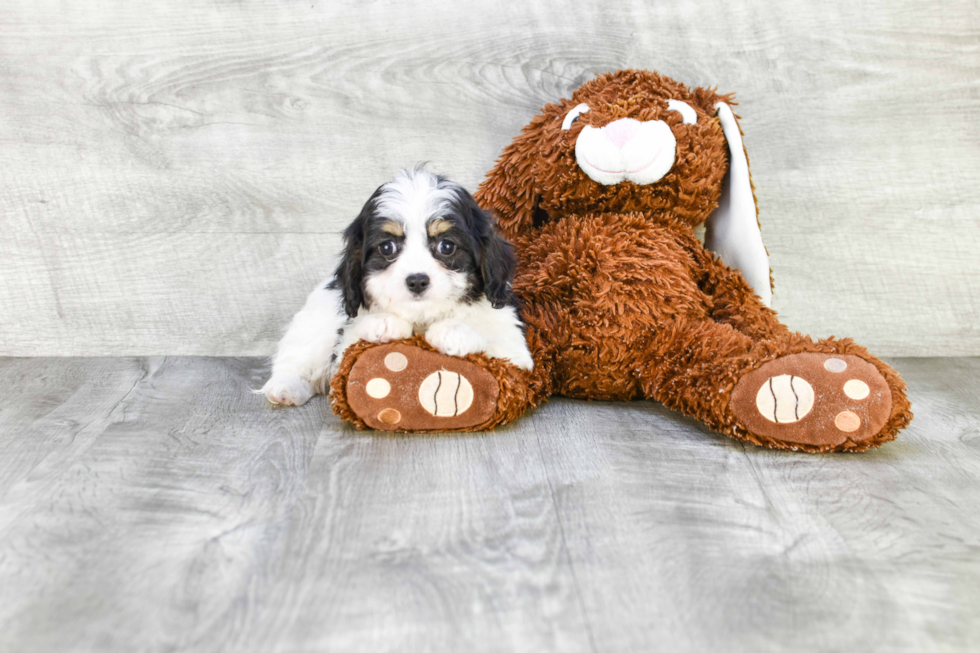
[533,422,600,653]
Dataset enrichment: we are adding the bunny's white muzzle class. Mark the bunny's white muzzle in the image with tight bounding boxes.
[574,118,677,186]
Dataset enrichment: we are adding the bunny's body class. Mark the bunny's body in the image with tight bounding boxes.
[330,70,912,452]
[511,211,777,400]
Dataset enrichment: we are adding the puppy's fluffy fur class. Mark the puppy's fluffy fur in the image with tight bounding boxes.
[263,166,533,407]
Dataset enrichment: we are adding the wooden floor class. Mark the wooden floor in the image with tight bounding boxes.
[0,357,977,652]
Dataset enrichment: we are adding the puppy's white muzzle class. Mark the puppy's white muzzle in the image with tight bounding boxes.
[575,118,676,186]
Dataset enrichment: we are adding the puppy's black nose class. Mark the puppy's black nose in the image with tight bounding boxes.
[405,273,430,295]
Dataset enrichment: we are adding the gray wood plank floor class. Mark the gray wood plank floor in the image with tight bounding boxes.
[0,357,977,652]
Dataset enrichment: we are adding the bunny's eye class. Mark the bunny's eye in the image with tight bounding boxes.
[561,103,590,130]
[667,100,697,125]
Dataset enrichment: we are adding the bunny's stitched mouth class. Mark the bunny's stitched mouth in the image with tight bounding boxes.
[582,146,664,176]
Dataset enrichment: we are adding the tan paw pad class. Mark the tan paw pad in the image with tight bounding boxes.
[366,378,391,398]
[385,352,408,372]
[824,358,848,373]
[755,375,814,423]
[418,371,474,417]
[378,408,401,425]
[834,411,861,432]
[843,379,869,400]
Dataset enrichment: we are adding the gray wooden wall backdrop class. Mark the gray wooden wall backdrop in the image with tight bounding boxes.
[2,0,978,357]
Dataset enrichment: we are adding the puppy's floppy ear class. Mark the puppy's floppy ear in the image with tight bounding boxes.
[704,103,773,307]
[458,187,516,309]
[334,193,374,317]
[480,226,517,309]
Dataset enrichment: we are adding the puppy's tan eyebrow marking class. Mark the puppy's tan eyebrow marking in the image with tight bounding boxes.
[380,221,404,236]
[427,219,452,237]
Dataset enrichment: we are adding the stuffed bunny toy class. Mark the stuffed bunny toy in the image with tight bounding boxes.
[330,69,912,452]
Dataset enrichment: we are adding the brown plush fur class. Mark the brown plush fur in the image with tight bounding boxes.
[331,70,912,452]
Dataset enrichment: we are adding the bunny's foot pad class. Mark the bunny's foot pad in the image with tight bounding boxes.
[346,343,499,432]
[731,353,892,449]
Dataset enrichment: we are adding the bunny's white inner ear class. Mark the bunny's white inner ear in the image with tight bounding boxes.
[704,102,772,307]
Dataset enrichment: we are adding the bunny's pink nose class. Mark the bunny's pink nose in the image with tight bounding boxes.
[602,118,641,149]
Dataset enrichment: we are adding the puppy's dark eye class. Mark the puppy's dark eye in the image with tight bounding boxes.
[378,241,397,257]
[437,240,456,256]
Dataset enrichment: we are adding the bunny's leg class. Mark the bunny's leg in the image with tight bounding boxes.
[634,319,912,452]
[329,323,555,432]
[693,246,792,342]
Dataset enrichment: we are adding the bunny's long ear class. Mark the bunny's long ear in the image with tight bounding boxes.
[704,103,773,307]
[474,123,546,244]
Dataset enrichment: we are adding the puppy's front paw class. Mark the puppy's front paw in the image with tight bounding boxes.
[357,313,414,343]
[425,320,486,358]
[505,349,535,372]
[263,373,314,407]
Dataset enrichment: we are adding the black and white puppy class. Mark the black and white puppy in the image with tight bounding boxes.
[263,166,533,407]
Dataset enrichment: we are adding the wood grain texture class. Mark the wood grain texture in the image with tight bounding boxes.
[0,355,978,652]
[1,0,979,356]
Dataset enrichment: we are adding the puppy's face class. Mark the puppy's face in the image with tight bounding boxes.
[336,168,516,319]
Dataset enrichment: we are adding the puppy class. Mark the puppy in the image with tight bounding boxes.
[262,166,534,407]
